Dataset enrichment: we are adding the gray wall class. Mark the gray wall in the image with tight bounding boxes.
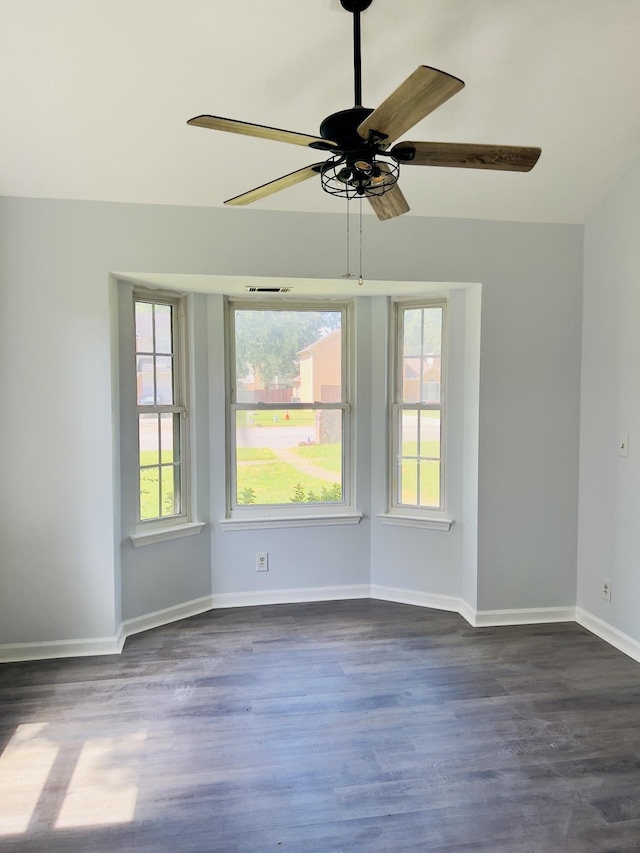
[0,196,583,646]
[578,157,640,644]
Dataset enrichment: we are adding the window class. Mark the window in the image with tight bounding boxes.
[134,291,188,526]
[226,300,352,518]
[390,298,447,516]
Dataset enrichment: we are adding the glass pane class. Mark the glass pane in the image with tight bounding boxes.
[161,465,176,516]
[400,410,418,458]
[401,355,421,404]
[140,468,160,520]
[154,304,173,354]
[398,410,441,508]
[135,302,153,353]
[234,309,342,404]
[160,413,178,463]
[235,408,343,506]
[419,460,440,508]
[173,464,182,515]
[403,308,422,356]
[401,306,443,404]
[422,307,442,357]
[399,459,418,506]
[156,356,174,405]
[421,357,441,404]
[420,411,441,461]
[139,414,159,466]
[136,356,155,405]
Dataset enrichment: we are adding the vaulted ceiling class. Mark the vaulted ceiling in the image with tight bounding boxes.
[2,0,640,223]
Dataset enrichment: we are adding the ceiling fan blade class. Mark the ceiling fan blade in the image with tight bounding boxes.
[357,66,464,148]
[187,115,337,150]
[224,163,324,206]
[391,141,542,172]
[367,184,410,221]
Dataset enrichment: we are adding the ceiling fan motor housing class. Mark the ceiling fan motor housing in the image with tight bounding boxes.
[317,107,399,198]
[317,107,375,153]
[312,107,399,198]
[339,0,373,13]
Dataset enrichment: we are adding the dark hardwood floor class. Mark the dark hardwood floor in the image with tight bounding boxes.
[2,600,640,852]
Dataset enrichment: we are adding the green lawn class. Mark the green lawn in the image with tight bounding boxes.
[236,409,316,428]
[138,436,437,512]
[140,449,175,465]
[236,447,278,461]
[291,442,342,473]
[237,460,340,504]
[400,440,440,457]
[236,441,342,503]
[397,444,440,508]
[139,464,176,520]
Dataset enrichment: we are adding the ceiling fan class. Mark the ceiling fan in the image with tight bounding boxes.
[187,0,541,221]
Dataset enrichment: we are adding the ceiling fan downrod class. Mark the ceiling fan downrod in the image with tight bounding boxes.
[340,0,373,107]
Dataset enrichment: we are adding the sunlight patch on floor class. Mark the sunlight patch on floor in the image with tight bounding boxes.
[0,723,59,835]
[55,732,147,829]
[0,724,147,835]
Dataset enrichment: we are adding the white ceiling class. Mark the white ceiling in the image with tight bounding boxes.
[2,0,640,224]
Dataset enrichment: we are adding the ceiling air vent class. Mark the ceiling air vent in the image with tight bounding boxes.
[245,286,292,293]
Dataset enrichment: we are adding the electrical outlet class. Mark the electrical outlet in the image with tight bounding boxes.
[256,552,269,572]
[602,578,612,602]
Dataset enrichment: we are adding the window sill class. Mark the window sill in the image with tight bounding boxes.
[377,513,454,531]
[219,513,363,531]
[130,522,206,547]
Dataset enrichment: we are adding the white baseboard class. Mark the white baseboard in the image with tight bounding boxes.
[0,634,123,663]
[472,606,576,628]
[0,595,215,663]
[3,590,640,666]
[211,584,370,610]
[576,607,640,664]
[371,584,465,615]
[370,585,577,631]
[121,594,215,640]
[457,598,477,626]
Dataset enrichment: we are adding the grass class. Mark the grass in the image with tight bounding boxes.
[236,441,342,503]
[237,447,278,461]
[139,465,177,520]
[236,460,340,505]
[393,440,442,508]
[291,442,342,473]
[400,440,440,458]
[398,458,440,508]
[137,433,438,512]
[140,449,175,465]
[236,410,316,428]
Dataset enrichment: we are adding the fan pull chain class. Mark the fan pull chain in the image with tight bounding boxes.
[342,196,353,279]
[358,197,364,286]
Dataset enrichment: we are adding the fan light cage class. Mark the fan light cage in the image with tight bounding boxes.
[321,154,399,199]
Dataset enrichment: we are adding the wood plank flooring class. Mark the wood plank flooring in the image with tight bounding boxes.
[2,600,640,852]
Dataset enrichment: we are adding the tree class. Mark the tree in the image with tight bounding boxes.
[234,309,341,386]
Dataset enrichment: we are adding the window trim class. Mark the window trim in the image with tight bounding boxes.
[132,288,192,533]
[387,296,450,523]
[224,297,355,520]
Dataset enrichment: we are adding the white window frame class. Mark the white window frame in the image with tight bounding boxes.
[384,296,452,530]
[223,297,358,527]
[132,288,191,534]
